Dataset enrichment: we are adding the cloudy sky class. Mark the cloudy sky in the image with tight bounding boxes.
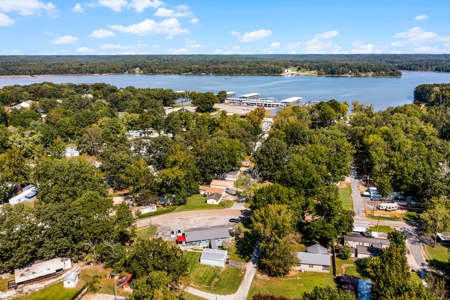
[0,0,449,55]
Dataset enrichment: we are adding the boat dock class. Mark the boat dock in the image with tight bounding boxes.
[226,93,303,108]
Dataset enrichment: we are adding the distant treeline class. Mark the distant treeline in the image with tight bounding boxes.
[2,54,449,77]
[414,83,450,105]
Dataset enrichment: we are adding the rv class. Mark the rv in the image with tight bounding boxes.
[377,203,398,211]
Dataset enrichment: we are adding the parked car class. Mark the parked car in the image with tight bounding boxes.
[362,191,371,197]
[229,218,240,223]
[170,231,175,238]
[237,196,247,203]
[226,188,237,196]
[177,230,182,236]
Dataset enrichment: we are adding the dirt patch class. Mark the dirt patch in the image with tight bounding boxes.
[341,264,354,274]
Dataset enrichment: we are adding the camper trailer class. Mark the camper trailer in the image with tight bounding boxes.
[377,203,398,211]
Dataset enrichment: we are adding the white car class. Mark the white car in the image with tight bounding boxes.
[362,191,371,197]
[177,230,182,236]
[170,231,175,238]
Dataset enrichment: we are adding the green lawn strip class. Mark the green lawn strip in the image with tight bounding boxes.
[370,225,394,233]
[175,194,234,213]
[136,225,158,240]
[410,272,423,284]
[335,258,355,276]
[183,252,243,295]
[248,272,337,299]
[340,183,353,210]
[0,275,14,292]
[13,282,81,300]
[183,292,207,300]
[365,214,401,221]
[425,244,449,272]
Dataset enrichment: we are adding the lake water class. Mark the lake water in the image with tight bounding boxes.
[1,72,450,111]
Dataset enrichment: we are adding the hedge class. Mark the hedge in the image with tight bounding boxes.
[138,206,178,219]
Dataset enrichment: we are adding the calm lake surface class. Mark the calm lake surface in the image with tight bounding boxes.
[1,72,450,111]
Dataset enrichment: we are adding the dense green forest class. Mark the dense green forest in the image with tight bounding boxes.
[414,83,450,105]
[4,54,450,76]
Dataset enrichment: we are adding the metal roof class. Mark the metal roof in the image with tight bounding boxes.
[64,271,78,282]
[184,226,230,243]
[15,258,67,284]
[9,186,38,206]
[307,244,328,254]
[207,193,222,201]
[296,252,331,266]
[344,235,390,246]
[280,97,303,103]
[239,93,260,98]
[201,249,228,261]
[358,279,372,300]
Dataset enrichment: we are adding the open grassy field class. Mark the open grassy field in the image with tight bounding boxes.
[339,182,353,210]
[370,225,394,233]
[426,244,449,272]
[136,225,158,240]
[184,251,244,295]
[175,194,233,213]
[13,282,81,300]
[248,272,336,299]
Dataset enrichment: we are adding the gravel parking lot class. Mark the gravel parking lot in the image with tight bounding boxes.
[153,213,248,240]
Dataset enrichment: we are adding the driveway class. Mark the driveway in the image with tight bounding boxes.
[350,177,366,218]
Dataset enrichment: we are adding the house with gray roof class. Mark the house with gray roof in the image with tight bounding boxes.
[182,226,231,248]
[307,244,328,254]
[294,252,331,272]
[344,234,390,249]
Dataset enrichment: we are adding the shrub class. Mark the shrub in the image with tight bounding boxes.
[138,206,177,219]
[403,211,420,222]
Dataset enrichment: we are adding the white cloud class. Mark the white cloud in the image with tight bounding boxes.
[189,17,199,24]
[187,44,203,48]
[289,51,296,54]
[0,0,56,16]
[391,41,405,47]
[0,12,14,26]
[73,3,83,12]
[414,46,439,53]
[230,31,240,36]
[51,35,79,44]
[214,49,221,54]
[414,14,428,21]
[154,7,191,17]
[223,50,233,54]
[128,0,163,13]
[3,50,21,54]
[43,31,52,35]
[315,30,338,39]
[98,0,127,12]
[331,45,344,54]
[239,29,272,42]
[286,42,301,50]
[108,18,188,38]
[262,49,273,54]
[394,27,450,43]
[100,42,147,49]
[90,29,116,38]
[176,4,188,10]
[76,47,95,54]
[270,42,280,49]
[233,45,239,50]
[351,41,375,54]
[166,47,189,54]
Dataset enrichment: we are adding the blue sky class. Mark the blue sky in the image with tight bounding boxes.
[0,0,449,55]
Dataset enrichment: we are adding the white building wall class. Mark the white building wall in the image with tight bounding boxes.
[64,277,78,288]
[207,199,221,204]
[200,258,226,268]
[293,264,329,272]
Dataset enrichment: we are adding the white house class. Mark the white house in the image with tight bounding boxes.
[206,193,222,204]
[9,185,38,206]
[294,252,331,272]
[224,171,240,181]
[200,249,228,268]
[353,222,370,233]
[64,271,78,288]
[344,235,390,249]
[65,147,80,157]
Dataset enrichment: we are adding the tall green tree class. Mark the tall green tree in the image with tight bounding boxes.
[422,197,450,248]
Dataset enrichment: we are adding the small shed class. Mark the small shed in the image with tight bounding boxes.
[200,249,228,268]
[64,271,78,288]
[207,193,222,204]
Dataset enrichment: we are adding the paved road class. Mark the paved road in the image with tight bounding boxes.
[350,177,365,218]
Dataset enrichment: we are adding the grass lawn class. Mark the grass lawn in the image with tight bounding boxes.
[248,272,336,299]
[136,225,158,240]
[184,252,244,295]
[365,213,401,221]
[370,225,394,233]
[13,282,81,300]
[411,272,423,284]
[175,194,234,213]
[426,244,449,272]
[183,292,207,300]
[0,275,14,292]
[340,183,353,210]
[335,258,354,276]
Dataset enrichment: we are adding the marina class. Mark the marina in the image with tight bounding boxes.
[226,93,303,108]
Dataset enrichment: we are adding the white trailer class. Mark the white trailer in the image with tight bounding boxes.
[377,203,398,211]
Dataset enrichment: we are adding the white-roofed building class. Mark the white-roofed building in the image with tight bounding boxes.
[13,258,72,286]
[65,147,80,157]
[239,93,260,99]
[280,97,303,105]
[64,271,78,288]
[200,249,228,268]
[9,185,38,206]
